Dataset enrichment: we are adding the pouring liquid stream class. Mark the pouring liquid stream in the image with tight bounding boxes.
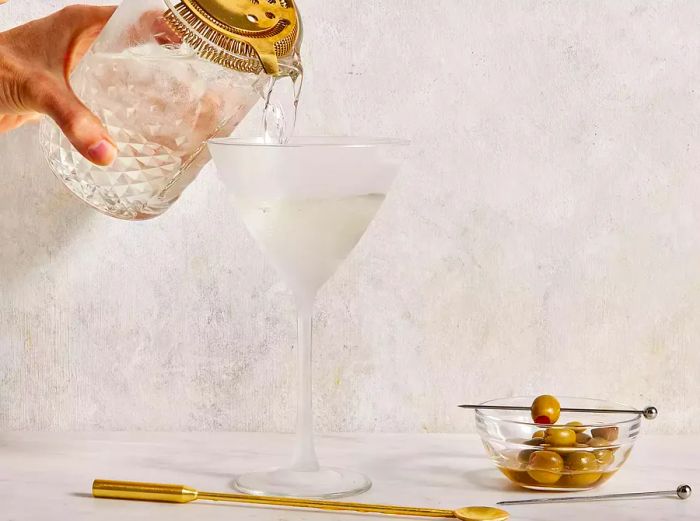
[262,52,304,144]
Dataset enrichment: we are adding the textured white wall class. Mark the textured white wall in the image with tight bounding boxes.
[0,1,699,433]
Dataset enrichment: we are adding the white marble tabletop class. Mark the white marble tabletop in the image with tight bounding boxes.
[1,432,697,520]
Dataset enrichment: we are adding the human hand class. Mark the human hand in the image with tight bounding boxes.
[0,5,117,165]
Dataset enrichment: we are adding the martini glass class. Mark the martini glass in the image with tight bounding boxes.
[208,137,405,498]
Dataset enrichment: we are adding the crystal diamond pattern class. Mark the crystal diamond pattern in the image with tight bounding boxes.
[41,44,260,220]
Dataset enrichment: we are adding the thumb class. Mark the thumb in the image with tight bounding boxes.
[37,82,117,166]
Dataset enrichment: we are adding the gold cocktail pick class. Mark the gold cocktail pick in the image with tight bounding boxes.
[92,479,509,521]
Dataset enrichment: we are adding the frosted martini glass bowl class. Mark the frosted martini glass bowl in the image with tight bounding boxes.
[208,137,406,498]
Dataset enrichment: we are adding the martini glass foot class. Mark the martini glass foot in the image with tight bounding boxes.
[234,467,372,499]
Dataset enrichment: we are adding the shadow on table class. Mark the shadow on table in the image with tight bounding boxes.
[137,448,258,482]
[365,448,499,489]
[461,468,521,492]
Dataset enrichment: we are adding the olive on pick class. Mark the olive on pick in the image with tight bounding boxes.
[531,395,561,424]
[527,450,564,484]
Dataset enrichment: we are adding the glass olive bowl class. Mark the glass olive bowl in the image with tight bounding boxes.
[475,396,642,491]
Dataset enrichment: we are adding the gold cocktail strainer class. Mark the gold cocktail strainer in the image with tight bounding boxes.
[163,0,300,76]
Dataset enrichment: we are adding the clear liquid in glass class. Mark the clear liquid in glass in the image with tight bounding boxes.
[237,193,384,298]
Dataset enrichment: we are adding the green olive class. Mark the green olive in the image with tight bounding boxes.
[562,452,601,487]
[591,427,619,441]
[593,449,614,467]
[532,430,546,439]
[576,432,592,444]
[518,449,537,464]
[588,437,611,448]
[531,395,561,424]
[563,471,602,487]
[527,450,564,484]
[545,427,577,447]
[566,421,586,433]
[524,437,545,446]
[566,451,599,471]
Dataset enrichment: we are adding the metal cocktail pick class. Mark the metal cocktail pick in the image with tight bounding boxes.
[498,484,692,505]
[92,480,510,521]
[458,404,658,420]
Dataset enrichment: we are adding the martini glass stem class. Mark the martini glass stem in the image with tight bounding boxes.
[291,300,320,471]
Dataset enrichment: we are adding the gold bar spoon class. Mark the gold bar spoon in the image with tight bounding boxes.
[92,479,509,521]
